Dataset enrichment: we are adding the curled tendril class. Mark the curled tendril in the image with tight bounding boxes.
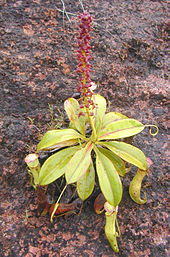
[129,168,148,204]
[145,125,159,136]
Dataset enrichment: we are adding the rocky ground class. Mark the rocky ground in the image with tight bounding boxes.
[0,0,169,256]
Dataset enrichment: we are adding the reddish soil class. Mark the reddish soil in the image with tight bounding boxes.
[0,1,168,256]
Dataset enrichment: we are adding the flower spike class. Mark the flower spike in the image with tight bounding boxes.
[76,10,95,116]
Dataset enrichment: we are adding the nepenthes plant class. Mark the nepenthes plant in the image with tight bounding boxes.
[25,10,158,253]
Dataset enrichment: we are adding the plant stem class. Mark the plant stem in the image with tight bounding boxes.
[50,183,68,222]
[86,107,97,141]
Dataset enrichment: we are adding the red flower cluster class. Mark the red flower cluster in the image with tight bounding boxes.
[76,10,95,116]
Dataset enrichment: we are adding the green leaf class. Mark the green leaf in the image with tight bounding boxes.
[77,161,95,201]
[39,145,81,186]
[98,118,144,140]
[37,129,84,152]
[65,142,93,184]
[64,98,87,135]
[100,141,147,170]
[94,147,122,206]
[97,146,126,177]
[92,94,106,135]
[102,112,128,128]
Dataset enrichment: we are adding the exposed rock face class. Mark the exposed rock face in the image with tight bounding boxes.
[0,1,168,256]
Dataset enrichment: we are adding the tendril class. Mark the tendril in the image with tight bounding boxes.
[145,125,159,136]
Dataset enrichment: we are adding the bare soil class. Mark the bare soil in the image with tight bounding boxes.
[0,1,168,256]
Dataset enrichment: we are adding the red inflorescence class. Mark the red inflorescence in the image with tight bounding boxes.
[76,10,95,116]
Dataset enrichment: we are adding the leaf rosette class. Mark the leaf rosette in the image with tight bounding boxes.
[32,95,148,206]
